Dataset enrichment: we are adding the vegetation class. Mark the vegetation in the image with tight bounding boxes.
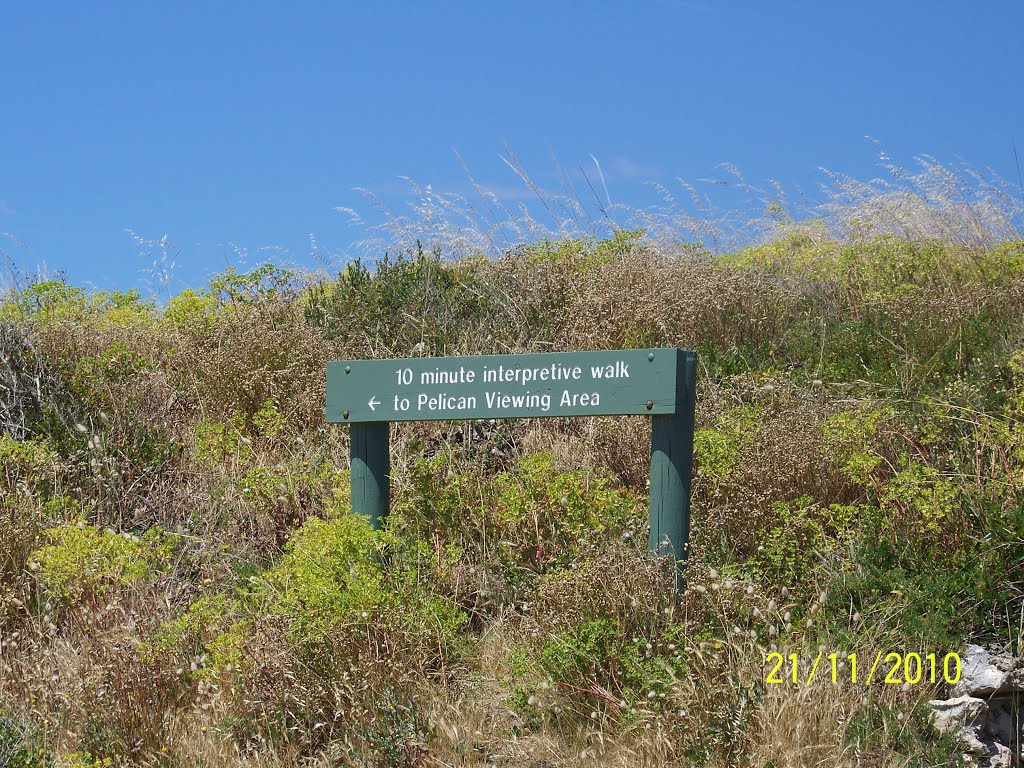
[1,168,1022,765]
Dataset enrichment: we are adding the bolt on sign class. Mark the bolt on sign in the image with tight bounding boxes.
[327,348,696,575]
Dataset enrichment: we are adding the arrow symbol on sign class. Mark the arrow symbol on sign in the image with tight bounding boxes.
[368,396,380,411]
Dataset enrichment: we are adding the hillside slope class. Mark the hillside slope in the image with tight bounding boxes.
[1,233,1022,766]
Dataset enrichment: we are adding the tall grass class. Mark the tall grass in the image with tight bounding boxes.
[344,147,1023,267]
[0,150,1022,766]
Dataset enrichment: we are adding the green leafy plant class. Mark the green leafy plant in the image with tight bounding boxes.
[0,436,57,494]
[32,521,175,602]
[539,618,678,710]
[161,287,216,333]
[193,414,248,468]
[304,245,499,354]
[398,451,643,571]
[822,405,891,488]
[754,497,871,583]
[0,712,51,768]
[0,281,153,327]
[694,404,761,491]
[883,461,959,534]
[208,264,300,306]
[254,511,466,644]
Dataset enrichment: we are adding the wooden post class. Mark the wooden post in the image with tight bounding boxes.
[648,350,697,586]
[350,421,390,530]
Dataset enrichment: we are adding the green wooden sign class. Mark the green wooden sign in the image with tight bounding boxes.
[326,348,697,581]
[327,348,679,423]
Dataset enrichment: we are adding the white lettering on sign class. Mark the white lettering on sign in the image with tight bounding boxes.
[416,393,478,411]
[419,366,476,385]
[484,391,552,411]
[482,364,583,385]
[560,390,600,407]
[372,358,639,416]
[590,361,630,378]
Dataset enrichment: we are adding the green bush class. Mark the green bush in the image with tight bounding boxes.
[752,497,870,583]
[397,451,644,571]
[257,513,390,639]
[0,712,50,768]
[822,405,891,489]
[68,342,153,407]
[60,753,114,768]
[506,547,685,722]
[883,461,959,534]
[0,437,62,589]
[0,281,154,327]
[32,521,175,602]
[304,246,499,354]
[184,508,466,756]
[539,618,680,711]
[208,263,300,306]
[694,404,761,491]
[192,413,249,468]
[161,287,216,334]
[0,436,57,495]
[162,263,303,334]
[719,236,1024,390]
[255,512,466,644]
[493,453,644,562]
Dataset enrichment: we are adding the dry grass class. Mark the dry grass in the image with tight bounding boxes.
[1,153,1022,765]
[341,148,1022,267]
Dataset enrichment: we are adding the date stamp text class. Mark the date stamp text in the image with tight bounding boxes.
[764,651,962,686]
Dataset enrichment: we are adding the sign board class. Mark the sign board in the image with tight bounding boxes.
[327,348,680,423]
[326,348,697,583]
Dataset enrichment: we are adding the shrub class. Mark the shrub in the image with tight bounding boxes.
[0,321,76,442]
[1,282,152,326]
[539,618,672,703]
[160,267,328,427]
[0,713,50,768]
[396,451,644,573]
[67,342,153,408]
[257,513,389,639]
[883,461,959,535]
[512,546,683,721]
[751,497,871,584]
[32,521,175,603]
[493,453,645,563]
[304,246,501,355]
[208,263,300,306]
[160,287,215,334]
[693,404,760,492]
[179,508,466,756]
[254,512,466,645]
[0,435,58,495]
[192,413,248,468]
[60,754,113,768]
[821,405,892,489]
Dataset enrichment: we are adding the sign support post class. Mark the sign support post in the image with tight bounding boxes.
[649,351,697,584]
[350,421,390,531]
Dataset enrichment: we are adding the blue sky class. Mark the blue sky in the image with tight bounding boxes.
[2,1,1022,295]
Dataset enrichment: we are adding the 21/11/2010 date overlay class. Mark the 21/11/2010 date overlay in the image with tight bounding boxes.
[765,651,962,686]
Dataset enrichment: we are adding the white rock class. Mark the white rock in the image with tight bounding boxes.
[928,695,988,734]
[953,645,1017,698]
[930,646,1023,768]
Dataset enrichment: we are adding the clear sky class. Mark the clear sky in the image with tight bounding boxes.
[2,1,1022,295]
